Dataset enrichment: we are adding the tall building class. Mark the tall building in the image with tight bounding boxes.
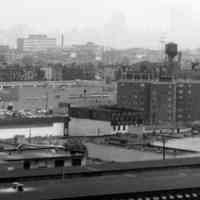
[17,34,57,52]
[117,42,195,125]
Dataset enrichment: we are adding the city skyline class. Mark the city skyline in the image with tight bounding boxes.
[0,0,200,49]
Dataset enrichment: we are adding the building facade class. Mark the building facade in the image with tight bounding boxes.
[150,82,176,124]
[117,80,200,124]
[17,34,57,52]
[117,80,151,123]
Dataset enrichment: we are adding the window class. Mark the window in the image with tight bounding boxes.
[168,91,172,95]
[178,90,183,94]
[23,161,30,170]
[140,83,145,87]
[192,193,198,198]
[176,194,183,199]
[178,84,183,87]
[123,125,126,131]
[178,114,182,118]
[38,160,46,168]
[72,158,82,166]
[184,194,190,198]
[169,195,175,199]
[178,95,183,99]
[55,94,60,99]
[55,159,64,167]
[152,197,160,200]
[152,90,157,95]
[118,126,120,131]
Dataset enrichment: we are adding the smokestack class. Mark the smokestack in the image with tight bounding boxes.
[61,33,64,49]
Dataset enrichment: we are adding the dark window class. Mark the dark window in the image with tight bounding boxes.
[55,95,60,99]
[118,126,120,131]
[72,158,82,166]
[24,161,30,170]
[123,125,126,130]
[55,159,64,167]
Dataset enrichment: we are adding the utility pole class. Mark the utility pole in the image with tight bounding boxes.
[62,165,65,181]
[28,128,31,143]
[161,133,166,160]
[44,82,49,112]
[45,89,48,111]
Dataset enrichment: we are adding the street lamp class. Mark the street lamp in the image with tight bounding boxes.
[42,82,49,112]
[161,131,166,160]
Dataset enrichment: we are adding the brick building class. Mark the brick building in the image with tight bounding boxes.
[117,80,200,124]
[117,80,151,123]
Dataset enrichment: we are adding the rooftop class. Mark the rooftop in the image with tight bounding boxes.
[1,170,200,199]
[0,156,200,182]
[3,151,72,162]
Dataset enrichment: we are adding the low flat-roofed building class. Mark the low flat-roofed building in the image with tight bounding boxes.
[0,148,86,170]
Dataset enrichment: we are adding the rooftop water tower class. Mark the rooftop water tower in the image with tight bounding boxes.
[164,42,180,77]
[165,42,178,62]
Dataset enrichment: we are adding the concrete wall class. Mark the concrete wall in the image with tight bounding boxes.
[69,118,113,136]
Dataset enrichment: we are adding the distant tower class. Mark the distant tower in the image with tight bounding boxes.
[160,34,166,62]
[61,33,64,49]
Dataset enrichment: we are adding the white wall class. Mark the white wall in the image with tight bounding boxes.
[69,118,113,136]
[0,122,64,139]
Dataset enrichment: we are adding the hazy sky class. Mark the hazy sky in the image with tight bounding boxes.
[0,0,200,49]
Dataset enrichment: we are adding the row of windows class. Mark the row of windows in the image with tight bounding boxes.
[177,83,192,87]
[113,125,127,131]
[176,114,191,119]
[177,90,192,94]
